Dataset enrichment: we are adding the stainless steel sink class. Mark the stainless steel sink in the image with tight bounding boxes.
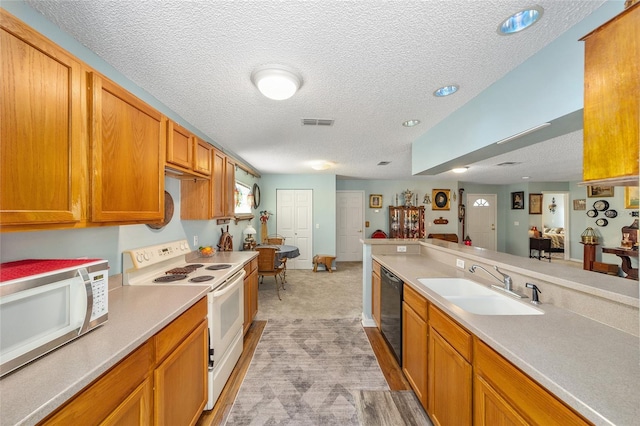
[417,278,543,315]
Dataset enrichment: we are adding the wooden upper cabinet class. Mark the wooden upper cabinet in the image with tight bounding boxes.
[225,157,236,217]
[166,121,212,178]
[581,4,639,182]
[194,138,212,176]
[167,121,193,170]
[0,10,84,226]
[212,148,227,218]
[88,72,166,223]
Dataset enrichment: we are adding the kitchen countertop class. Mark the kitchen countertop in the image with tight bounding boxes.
[0,284,210,426]
[372,250,640,426]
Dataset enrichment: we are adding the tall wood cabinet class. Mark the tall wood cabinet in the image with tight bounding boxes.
[389,206,425,239]
[581,3,639,183]
[1,9,84,226]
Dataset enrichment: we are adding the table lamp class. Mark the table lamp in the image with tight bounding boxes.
[243,225,257,249]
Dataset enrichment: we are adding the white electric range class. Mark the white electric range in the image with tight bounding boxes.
[122,239,245,410]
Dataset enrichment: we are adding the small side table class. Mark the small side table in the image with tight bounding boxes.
[529,238,551,262]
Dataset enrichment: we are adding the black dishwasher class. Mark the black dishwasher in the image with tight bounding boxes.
[380,266,403,366]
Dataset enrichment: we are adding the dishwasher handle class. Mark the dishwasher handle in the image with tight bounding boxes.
[381,267,402,284]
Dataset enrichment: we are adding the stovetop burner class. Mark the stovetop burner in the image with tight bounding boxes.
[154,274,187,283]
[187,264,204,269]
[189,275,215,283]
[206,264,232,270]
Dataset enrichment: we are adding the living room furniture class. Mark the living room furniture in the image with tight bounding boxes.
[529,238,551,262]
[602,247,638,280]
[388,206,425,239]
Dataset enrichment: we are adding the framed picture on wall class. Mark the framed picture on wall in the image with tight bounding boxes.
[587,185,614,197]
[511,191,524,210]
[432,189,450,210]
[369,194,383,209]
[573,199,586,210]
[529,193,542,214]
[625,187,639,209]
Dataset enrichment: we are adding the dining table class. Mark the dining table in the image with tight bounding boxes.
[258,244,300,282]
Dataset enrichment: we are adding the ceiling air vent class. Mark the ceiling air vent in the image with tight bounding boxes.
[302,118,334,126]
[496,161,522,166]
[377,161,391,166]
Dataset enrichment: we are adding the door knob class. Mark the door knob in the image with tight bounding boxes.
[491,224,495,230]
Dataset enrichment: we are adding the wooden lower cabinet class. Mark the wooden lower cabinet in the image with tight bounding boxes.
[402,284,428,409]
[244,257,259,335]
[428,305,472,426]
[372,261,381,329]
[473,339,591,426]
[154,320,208,426]
[39,298,207,426]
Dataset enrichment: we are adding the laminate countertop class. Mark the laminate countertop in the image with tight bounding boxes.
[372,251,640,426]
[0,284,210,425]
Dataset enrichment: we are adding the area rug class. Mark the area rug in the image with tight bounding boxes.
[225,318,389,425]
[354,390,432,426]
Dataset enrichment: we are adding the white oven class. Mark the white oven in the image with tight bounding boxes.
[122,240,245,411]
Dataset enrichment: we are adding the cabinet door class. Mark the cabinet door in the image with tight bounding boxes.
[402,301,428,409]
[88,72,165,223]
[582,5,639,181]
[474,374,528,426]
[372,262,381,329]
[428,328,472,426]
[166,121,193,170]
[212,149,226,218]
[194,138,212,176]
[154,320,208,426]
[225,157,236,217]
[1,10,84,226]
[101,377,153,426]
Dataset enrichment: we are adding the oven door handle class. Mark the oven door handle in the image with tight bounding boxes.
[212,271,246,297]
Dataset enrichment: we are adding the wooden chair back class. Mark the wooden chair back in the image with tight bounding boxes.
[256,247,279,272]
[265,234,285,245]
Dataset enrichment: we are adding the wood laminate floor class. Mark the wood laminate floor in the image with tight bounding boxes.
[197,321,412,426]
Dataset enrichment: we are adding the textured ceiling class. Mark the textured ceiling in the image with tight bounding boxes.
[26,0,608,183]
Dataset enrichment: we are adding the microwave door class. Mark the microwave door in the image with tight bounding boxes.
[0,271,88,375]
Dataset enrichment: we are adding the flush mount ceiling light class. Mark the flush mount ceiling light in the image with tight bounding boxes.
[309,160,335,171]
[433,85,459,97]
[498,6,544,35]
[452,167,469,173]
[402,119,421,127]
[251,64,302,100]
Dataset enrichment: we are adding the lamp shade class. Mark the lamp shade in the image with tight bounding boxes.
[243,226,257,236]
[251,65,302,100]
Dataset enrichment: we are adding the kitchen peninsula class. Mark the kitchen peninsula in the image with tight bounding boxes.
[362,238,639,425]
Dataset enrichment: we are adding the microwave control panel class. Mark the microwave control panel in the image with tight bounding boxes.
[89,270,108,320]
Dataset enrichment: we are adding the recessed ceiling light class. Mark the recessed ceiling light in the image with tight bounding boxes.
[522,176,530,180]
[402,119,421,127]
[433,85,459,97]
[498,7,544,35]
[452,167,468,173]
[377,161,391,166]
[251,64,302,100]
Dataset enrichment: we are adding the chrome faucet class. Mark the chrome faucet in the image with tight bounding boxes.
[469,264,526,298]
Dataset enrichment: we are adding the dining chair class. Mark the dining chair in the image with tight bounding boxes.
[265,234,288,281]
[255,247,286,300]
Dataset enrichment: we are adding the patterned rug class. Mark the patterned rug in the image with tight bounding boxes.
[225,318,389,425]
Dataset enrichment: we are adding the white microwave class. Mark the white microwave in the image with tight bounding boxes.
[0,259,109,377]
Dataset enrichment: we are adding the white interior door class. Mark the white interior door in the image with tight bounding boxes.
[276,189,313,269]
[467,194,497,251]
[336,191,364,262]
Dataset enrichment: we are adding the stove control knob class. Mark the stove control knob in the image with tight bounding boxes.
[136,253,144,263]
[143,251,150,261]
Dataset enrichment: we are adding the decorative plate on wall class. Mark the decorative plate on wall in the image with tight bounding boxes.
[604,210,618,218]
[595,218,608,227]
[252,183,260,209]
[593,200,609,211]
[586,209,598,218]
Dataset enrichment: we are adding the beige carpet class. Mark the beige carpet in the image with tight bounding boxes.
[255,261,363,320]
